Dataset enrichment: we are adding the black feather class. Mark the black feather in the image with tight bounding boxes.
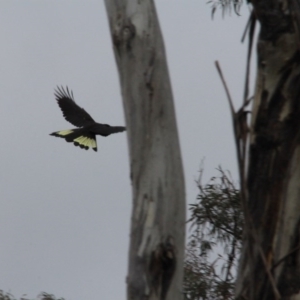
[54,86,95,127]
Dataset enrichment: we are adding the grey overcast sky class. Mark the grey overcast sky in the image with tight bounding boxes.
[0,1,253,300]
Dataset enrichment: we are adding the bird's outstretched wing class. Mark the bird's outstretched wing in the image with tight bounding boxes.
[54,86,95,127]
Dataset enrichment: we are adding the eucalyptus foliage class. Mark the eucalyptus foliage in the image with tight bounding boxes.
[184,168,243,300]
[208,0,243,18]
[0,291,64,300]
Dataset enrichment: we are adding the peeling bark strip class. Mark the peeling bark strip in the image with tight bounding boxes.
[235,0,300,299]
[104,1,185,300]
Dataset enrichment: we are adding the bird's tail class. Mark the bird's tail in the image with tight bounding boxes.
[50,128,97,151]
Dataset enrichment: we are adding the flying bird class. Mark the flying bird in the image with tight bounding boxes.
[50,86,126,152]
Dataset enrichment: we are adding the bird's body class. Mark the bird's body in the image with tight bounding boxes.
[50,86,125,152]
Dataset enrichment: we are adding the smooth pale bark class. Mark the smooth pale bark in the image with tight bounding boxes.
[104,1,185,300]
[236,0,300,299]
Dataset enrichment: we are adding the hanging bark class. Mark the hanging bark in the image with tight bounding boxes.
[235,0,300,299]
[104,1,186,300]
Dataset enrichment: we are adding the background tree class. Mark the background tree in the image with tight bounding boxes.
[0,291,64,300]
[184,168,243,300]
[184,0,300,298]
[212,0,300,298]
[104,1,186,300]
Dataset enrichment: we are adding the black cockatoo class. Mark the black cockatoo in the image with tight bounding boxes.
[50,86,125,152]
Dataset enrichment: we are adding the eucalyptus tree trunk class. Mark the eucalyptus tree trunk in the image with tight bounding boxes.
[104,1,185,300]
[235,0,300,298]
